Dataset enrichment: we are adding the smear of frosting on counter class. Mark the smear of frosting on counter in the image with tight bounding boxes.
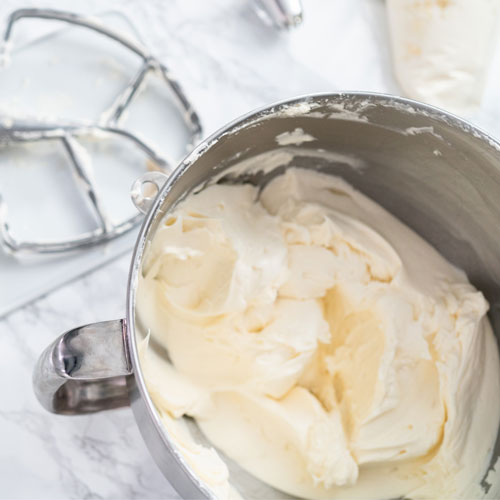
[137,167,500,499]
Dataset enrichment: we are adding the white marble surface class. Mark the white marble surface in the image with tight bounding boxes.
[0,255,175,499]
[1,0,500,499]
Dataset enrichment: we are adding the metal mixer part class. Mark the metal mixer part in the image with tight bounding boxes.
[130,171,169,216]
[33,92,500,499]
[255,0,303,30]
[0,121,167,254]
[0,8,202,256]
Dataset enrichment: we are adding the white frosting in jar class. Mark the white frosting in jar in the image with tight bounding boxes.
[387,0,500,115]
[137,167,500,499]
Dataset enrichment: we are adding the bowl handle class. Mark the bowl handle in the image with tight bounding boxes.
[33,319,132,415]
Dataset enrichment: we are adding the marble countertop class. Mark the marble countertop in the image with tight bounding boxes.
[1,0,500,498]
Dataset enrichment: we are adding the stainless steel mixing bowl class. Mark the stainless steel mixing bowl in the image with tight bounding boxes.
[33,93,500,499]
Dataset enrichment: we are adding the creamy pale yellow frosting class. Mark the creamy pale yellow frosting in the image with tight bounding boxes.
[137,168,500,499]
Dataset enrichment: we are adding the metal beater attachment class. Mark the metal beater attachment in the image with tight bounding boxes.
[0,8,202,256]
[255,0,304,30]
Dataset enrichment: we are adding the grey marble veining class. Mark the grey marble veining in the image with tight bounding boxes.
[0,254,180,499]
